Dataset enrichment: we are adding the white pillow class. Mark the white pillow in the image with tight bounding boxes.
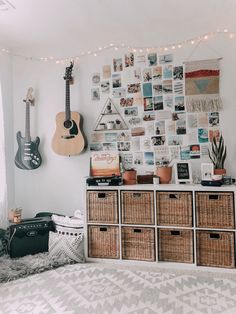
[52,214,84,236]
[48,231,85,263]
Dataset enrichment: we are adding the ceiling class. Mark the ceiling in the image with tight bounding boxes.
[0,0,235,58]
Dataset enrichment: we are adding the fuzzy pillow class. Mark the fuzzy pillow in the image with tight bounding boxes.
[48,231,85,263]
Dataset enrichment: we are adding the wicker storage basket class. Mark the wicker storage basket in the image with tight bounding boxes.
[88,225,120,259]
[87,191,118,224]
[196,192,235,229]
[156,191,193,227]
[121,191,154,225]
[158,228,193,263]
[196,230,235,268]
[122,227,155,261]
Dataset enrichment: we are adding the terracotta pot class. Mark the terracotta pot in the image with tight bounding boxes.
[123,170,137,185]
[214,168,226,175]
[156,167,172,184]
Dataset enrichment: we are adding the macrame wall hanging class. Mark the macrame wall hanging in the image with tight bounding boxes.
[185,58,222,112]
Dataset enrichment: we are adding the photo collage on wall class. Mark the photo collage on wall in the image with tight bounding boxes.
[90,52,221,173]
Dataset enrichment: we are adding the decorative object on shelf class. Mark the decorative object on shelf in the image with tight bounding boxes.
[201,163,214,181]
[175,161,192,184]
[156,166,172,184]
[15,88,42,170]
[123,168,137,185]
[137,174,154,184]
[153,176,160,185]
[52,61,85,156]
[9,207,22,223]
[90,151,121,177]
[208,134,227,175]
[185,59,222,112]
[93,97,128,131]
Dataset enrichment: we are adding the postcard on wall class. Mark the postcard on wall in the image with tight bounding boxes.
[143,83,153,97]
[91,88,100,101]
[187,113,198,128]
[209,128,220,142]
[153,96,164,110]
[92,73,101,85]
[117,132,131,141]
[163,80,173,94]
[198,128,209,143]
[125,52,134,67]
[163,95,173,110]
[132,137,141,151]
[190,144,201,159]
[201,143,210,158]
[117,141,131,151]
[163,65,173,80]
[104,132,118,142]
[153,66,162,80]
[169,146,180,160]
[174,81,184,94]
[151,136,166,146]
[176,119,186,135]
[188,130,198,143]
[159,54,173,64]
[198,113,208,128]
[121,153,133,170]
[113,58,123,72]
[124,106,138,117]
[180,146,190,160]
[166,120,176,135]
[131,127,145,137]
[133,152,143,166]
[127,83,141,94]
[143,97,154,111]
[168,135,183,146]
[91,133,104,143]
[143,111,156,122]
[174,96,185,111]
[90,143,103,151]
[157,110,172,120]
[102,65,111,79]
[128,117,141,127]
[173,66,183,80]
[147,53,157,66]
[153,84,163,96]
[120,97,134,107]
[103,142,117,151]
[146,122,154,135]
[101,81,110,94]
[154,120,165,135]
[112,73,122,88]
[133,68,142,82]
[90,151,120,176]
[112,88,126,98]
[133,94,143,106]
[209,112,219,127]
[154,146,169,158]
[143,68,152,82]
[144,152,154,166]
[136,54,146,66]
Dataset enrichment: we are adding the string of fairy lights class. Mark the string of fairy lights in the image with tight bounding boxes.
[0,29,235,64]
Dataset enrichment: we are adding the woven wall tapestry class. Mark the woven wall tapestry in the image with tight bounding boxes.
[185,59,222,112]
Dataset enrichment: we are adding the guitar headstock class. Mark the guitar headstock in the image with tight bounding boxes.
[64,61,74,83]
[24,87,35,106]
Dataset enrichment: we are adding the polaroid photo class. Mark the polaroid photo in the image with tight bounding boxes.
[102,65,111,79]
[91,88,100,101]
[143,97,153,111]
[112,88,126,98]
[127,83,141,94]
[125,52,134,67]
[113,58,123,72]
[144,152,154,166]
[112,73,121,88]
[101,81,110,94]
[153,96,164,110]
[163,64,173,80]
[198,128,209,143]
[142,83,153,97]
[147,53,157,66]
[143,68,152,82]
[92,73,100,85]
[159,54,173,64]
[173,66,183,80]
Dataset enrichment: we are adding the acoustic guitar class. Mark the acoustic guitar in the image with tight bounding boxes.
[52,61,85,156]
[15,88,42,170]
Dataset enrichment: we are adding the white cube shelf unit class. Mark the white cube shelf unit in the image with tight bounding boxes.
[85,184,236,269]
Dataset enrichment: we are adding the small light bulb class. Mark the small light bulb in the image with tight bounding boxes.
[94,53,97,57]
[191,40,195,44]
[164,47,168,51]
[204,35,208,40]
[229,33,234,39]
[171,45,175,50]
[224,28,229,33]
[114,47,118,51]
[98,47,102,51]
[178,44,182,48]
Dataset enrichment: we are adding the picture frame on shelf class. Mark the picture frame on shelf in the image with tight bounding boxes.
[201,163,214,181]
[175,161,192,184]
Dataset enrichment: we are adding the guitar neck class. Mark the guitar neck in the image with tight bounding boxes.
[25,102,31,142]
[65,80,71,121]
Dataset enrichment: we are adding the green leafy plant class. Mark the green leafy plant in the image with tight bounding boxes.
[208,134,227,169]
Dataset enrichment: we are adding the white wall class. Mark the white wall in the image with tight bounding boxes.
[12,35,236,218]
[0,53,15,210]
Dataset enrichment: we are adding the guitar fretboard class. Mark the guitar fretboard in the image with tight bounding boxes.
[25,102,31,142]
[65,80,71,121]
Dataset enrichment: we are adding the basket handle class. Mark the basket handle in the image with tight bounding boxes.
[133,193,141,198]
[171,230,180,236]
[209,233,220,239]
[169,194,178,199]
[209,194,219,200]
[100,227,107,232]
[133,229,142,233]
[98,193,106,198]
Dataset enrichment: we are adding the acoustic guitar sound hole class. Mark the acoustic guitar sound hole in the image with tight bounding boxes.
[64,120,72,129]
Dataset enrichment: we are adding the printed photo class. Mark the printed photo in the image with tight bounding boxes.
[102,65,111,79]
[174,96,185,111]
[198,128,209,143]
[143,97,154,111]
[187,114,197,128]
[163,80,173,94]
[101,81,110,93]
[168,135,183,146]
[112,73,121,88]
[190,144,201,159]
[151,136,166,146]
[120,97,134,107]
[209,128,220,142]
[146,122,154,135]
[121,153,133,170]
[155,120,165,135]
[166,120,176,135]
[176,119,186,135]
[142,137,151,150]
[159,54,173,64]
[153,84,162,95]
[127,83,141,93]
[136,54,146,66]
[91,88,100,101]
[169,146,180,159]
[143,111,156,121]
[201,163,214,180]
[90,143,103,151]
[173,66,183,80]
[105,133,117,142]
[144,152,154,166]
[113,58,123,72]
[157,110,172,120]
[198,113,208,128]
[112,88,126,98]
[103,142,117,151]
[133,152,143,166]
[117,132,131,141]
[153,96,164,110]
[153,66,162,80]
[147,53,157,66]
[174,81,184,94]
[125,52,134,67]
[117,141,131,151]
[163,95,173,110]
[188,130,198,143]
[180,146,190,160]
[134,68,142,81]
[172,112,186,121]
[163,65,173,80]
[143,68,152,82]
[92,73,100,85]
[143,83,153,97]
[209,112,219,127]
[131,137,140,151]
[91,133,104,143]
[124,106,138,116]
[128,117,141,126]
[131,127,145,137]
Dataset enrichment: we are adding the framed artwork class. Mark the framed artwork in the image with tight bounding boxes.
[175,161,192,184]
[201,163,214,181]
[90,152,120,177]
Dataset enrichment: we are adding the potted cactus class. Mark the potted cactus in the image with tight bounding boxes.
[208,134,227,175]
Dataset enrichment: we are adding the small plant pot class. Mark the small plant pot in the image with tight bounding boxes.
[214,168,226,176]
[106,121,115,130]
[123,170,137,185]
[156,167,172,184]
